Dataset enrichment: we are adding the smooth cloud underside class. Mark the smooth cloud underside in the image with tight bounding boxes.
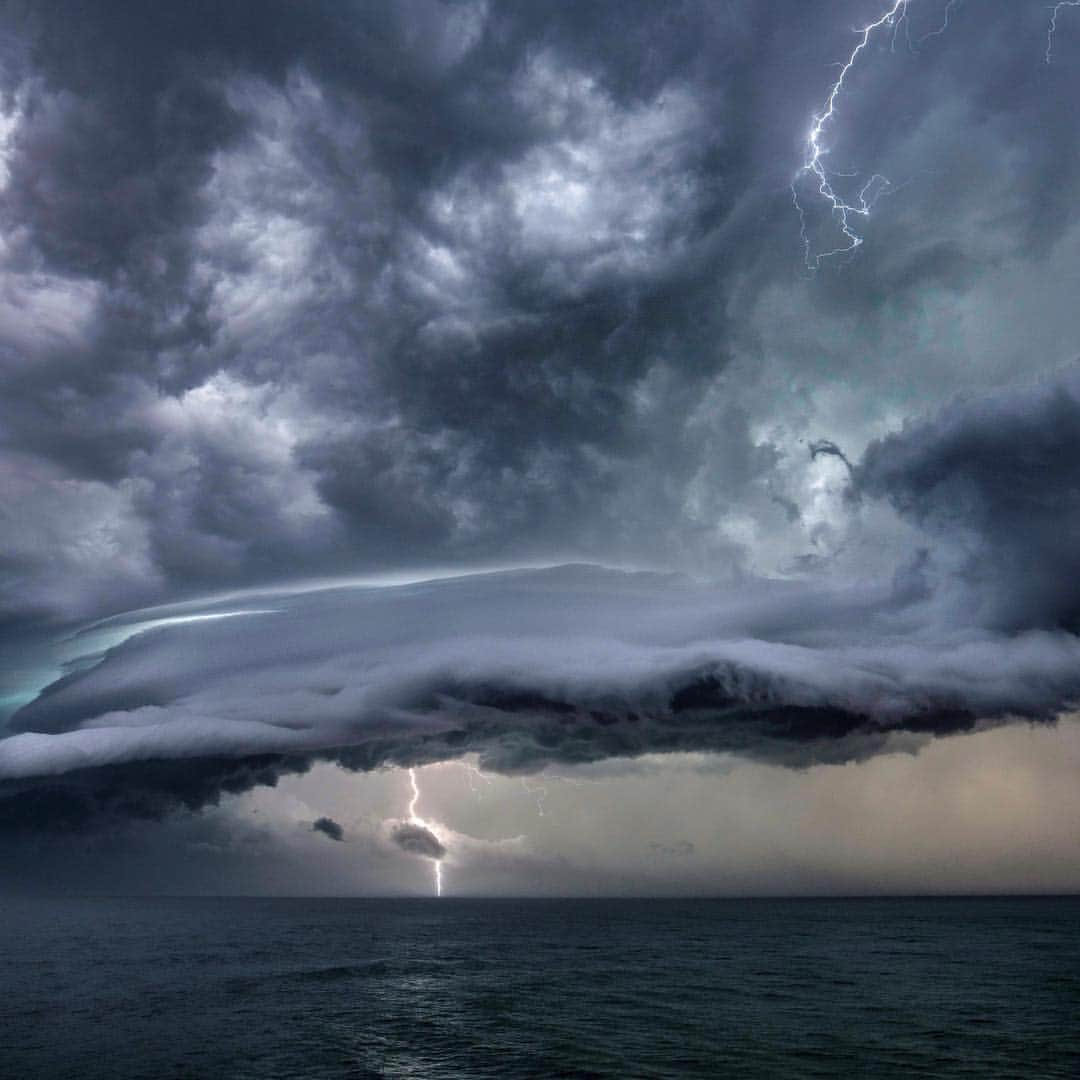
[5,365,1080,831]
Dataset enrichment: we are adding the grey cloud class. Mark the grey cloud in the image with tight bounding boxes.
[858,364,1080,630]
[312,815,344,842]
[0,0,759,624]
[390,821,446,861]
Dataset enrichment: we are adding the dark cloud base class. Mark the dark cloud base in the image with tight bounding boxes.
[0,705,984,837]
[0,754,312,834]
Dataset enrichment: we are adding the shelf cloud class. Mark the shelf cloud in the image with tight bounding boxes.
[5,367,1080,832]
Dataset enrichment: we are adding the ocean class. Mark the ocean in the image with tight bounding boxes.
[2,896,1078,1078]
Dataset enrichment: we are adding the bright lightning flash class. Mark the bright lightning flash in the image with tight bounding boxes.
[794,0,1071,264]
[793,0,908,268]
[1047,1,1080,63]
[407,767,444,897]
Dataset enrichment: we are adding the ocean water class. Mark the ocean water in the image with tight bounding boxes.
[2,896,1078,1079]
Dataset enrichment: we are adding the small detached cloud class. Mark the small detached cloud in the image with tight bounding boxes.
[311,816,344,842]
[390,822,447,861]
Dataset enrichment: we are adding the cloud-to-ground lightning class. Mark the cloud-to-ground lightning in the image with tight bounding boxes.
[407,767,444,896]
[792,0,909,269]
[1047,1,1080,63]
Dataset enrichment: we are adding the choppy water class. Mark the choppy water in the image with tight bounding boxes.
[2,896,1078,1079]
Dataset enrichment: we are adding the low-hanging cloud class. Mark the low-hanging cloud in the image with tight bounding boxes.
[390,822,447,861]
[4,368,1080,833]
[312,816,344,842]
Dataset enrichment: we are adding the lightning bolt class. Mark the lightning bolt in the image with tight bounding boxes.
[918,0,961,44]
[462,759,494,798]
[793,0,908,269]
[520,776,548,817]
[407,766,422,820]
[1047,1,1080,62]
[407,767,443,897]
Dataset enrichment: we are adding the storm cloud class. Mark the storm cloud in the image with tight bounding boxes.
[2,1,1080,863]
[7,360,1080,832]
[1,0,1078,631]
[858,365,1080,630]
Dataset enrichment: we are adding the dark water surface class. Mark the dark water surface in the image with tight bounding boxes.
[2,896,1078,1079]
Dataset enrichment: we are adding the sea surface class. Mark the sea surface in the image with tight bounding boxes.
[2,896,1078,1079]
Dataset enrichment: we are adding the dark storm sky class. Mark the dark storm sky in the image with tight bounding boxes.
[2,0,1080,893]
